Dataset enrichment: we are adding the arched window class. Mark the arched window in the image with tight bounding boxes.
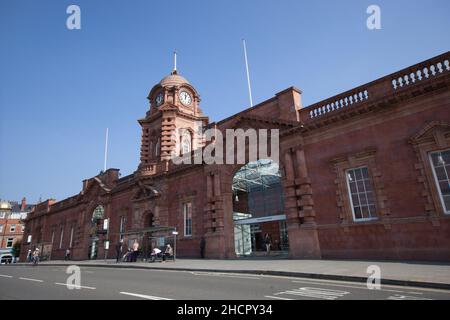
[181,131,191,155]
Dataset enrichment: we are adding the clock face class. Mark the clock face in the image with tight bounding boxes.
[179,91,192,106]
[155,92,164,106]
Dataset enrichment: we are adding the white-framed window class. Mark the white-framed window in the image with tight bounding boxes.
[59,227,64,249]
[69,226,74,248]
[0,212,5,219]
[429,149,450,214]
[27,235,32,243]
[346,167,378,221]
[6,237,14,248]
[20,224,24,232]
[0,224,3,233]
[10,224,16,232]
[183,202,193,237]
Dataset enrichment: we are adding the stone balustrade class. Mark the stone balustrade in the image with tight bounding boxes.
[302,52,449,121]
[391,58,449,90]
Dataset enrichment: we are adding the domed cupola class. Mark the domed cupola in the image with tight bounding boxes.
[137,53,209,172]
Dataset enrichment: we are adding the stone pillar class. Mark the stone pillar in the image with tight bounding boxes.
[283,147,321,259]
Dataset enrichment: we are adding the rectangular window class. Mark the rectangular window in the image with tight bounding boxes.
[69,226,74,248]
[183,202,192,237]
[10,224,16,232]
[0,224,3,233]
[0,212,5,219]
[430,149,450,214]
[346,167,378,221]
[119,216,126,240]
[6,238,14,248]
[59,227,64,249]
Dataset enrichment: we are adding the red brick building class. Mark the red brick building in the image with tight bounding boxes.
[21,52,450,261]
[1,198,33,251]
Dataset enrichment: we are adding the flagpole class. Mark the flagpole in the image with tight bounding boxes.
[104,128,109,172]
[242,39,254,108]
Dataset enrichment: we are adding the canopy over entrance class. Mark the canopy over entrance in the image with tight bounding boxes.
[232,159,288,257]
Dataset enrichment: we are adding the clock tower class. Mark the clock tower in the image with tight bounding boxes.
[137,65,209,175]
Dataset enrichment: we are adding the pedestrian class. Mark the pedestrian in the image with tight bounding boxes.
[115,239,123,263]
[132,240,139,262]
[65,248,71,261]
[163,244,173,262]
[32,248,40,266]
[200,236,206,259]
[263,233,272,255]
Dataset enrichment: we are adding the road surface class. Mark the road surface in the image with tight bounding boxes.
[1,265,449,300]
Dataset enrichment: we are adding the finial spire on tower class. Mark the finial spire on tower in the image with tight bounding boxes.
[172,50,178,75]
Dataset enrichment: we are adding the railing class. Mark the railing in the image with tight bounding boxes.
[391,59,449,90]
[307,88,369,119]
[302,52,450,121]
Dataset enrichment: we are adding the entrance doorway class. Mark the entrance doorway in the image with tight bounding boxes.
[232,159,288,257]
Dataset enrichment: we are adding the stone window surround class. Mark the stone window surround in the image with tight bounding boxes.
[331,147,390,225]
[410,121,450,217]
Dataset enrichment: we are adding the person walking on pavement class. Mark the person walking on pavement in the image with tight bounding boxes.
[65,248,71,261]
[200,236,206,259]
[32,248,40,266]
[115,239,123,263]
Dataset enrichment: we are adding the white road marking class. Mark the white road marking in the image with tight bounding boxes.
[54,282,96,290]
[276,287,350,300]
[387,294,432,300]
[191,272,261,280]
[292,280,424,295]
[120,291,172,300]
[0,274,13,278]
[19,277,43,283]
[264,295,293,300]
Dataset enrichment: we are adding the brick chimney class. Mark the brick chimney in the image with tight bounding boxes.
[21,197,26,211]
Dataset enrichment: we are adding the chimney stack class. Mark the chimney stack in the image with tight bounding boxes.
[21,197,26,211]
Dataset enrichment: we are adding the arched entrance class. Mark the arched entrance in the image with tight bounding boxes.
[232,159,289,257]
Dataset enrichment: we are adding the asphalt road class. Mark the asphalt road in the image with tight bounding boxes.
[1,265,449,300]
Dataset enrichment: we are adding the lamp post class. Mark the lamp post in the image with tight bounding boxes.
[172,230,178,262]
[103,218,109,261]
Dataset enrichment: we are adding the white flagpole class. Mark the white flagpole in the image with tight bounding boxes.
[103,128,109,172]
[174,50,177,73]
[242,39,254,108]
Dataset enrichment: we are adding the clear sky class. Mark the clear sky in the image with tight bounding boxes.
[0,0,449,203]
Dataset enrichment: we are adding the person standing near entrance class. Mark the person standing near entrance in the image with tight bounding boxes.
[264,233,272,255]
[115,239,123,263]
[200,236,206,259]
[132,240,140,262]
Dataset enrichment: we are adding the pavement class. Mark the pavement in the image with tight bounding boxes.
[1,265,450,300]
[12,258,450,290]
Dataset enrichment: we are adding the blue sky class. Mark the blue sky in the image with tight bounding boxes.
[0,0,449,203]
